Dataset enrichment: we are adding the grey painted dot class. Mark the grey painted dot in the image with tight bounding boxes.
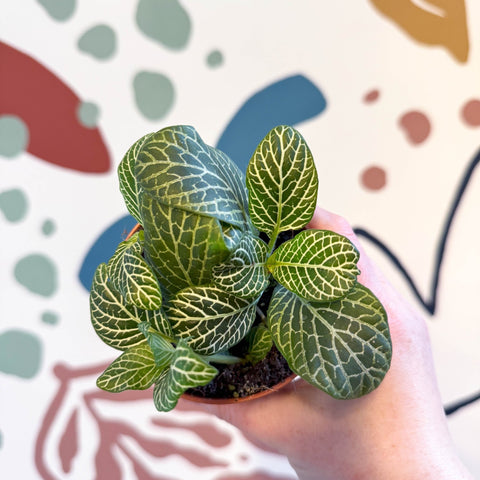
[0,115,29,158]
[41,219,56,236]
[14,254,58,297]
[77,102,100,128]
[207,50,224,68]
[133,71,175,120]
[78,24,116,60]
[41,311,60,325]
[0,330,43,379]
[0,189,28,222]
[136,0,191,50]
[37,0,76,21]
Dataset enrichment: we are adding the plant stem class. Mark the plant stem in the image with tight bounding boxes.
[203,353,243,365]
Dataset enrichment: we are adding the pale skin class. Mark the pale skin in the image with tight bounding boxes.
[201,208,474,480]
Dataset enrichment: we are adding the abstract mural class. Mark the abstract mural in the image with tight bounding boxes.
[1,1,479,478]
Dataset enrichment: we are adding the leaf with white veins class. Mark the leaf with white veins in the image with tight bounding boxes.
[267,229,360,302]
[97,342,166,392]
[118,132,153,224]
[107,232,162,310]
[90,263,147,350]
[212,232,269,299]
[135,125,249,228]
[153,339,218,412]
[246,125,318,239]
[141,194,230,293]
[167,286,257,355]
[268,284,391,399]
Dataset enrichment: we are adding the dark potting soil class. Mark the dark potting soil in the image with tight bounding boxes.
[185,344,293,399]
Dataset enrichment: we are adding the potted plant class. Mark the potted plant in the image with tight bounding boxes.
[89,124,392,412]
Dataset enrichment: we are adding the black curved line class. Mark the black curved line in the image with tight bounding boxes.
[354,146,480,316]
[444,390,480,416]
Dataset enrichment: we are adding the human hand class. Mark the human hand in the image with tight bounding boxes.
[201,208,473,480]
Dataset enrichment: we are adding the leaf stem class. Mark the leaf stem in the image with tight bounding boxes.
[202,353,243,365]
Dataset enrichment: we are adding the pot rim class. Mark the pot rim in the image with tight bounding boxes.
[182,372,298,405]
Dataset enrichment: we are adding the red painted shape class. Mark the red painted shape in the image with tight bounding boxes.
[58,409,79,474]
[0,41,110,173]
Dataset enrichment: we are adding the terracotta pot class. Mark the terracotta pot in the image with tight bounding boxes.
[126,223,297,404]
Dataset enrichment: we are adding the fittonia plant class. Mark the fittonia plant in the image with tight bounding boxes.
[90,124,392,412]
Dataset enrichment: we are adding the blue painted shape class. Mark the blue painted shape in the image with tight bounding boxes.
[78,214,137,291]
[216,74,327,173]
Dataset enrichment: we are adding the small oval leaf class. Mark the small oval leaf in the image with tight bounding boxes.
[141,193,230,293]
[246,324,273,365]
[90,263,146,350]
[97,342,166,392]
[267,229,360,302]
[246,125,318,238]
[268,284,391,399]
[118,132,153,224]
[212,233,270,299]
[107,233,162,310]
[153,340,218,412]
[167,286,257,355]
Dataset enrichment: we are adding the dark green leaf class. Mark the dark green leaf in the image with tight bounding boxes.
[135,125,249,228]
[167,286,257,355]
[268,284,391,399]
[107,232,162,310]
[141,194,231,293]
[246,125,318,238]
[153,339,218,412]
[90,263,146,350]
[118,132,153,224]
[96,342,166,392]
[267,230,360,302]
[212,232,270,299]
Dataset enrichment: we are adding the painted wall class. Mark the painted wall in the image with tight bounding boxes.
[1,1,479,478]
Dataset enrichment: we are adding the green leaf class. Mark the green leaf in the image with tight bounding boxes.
[107,232,162,310]
[246,324,273,365]
[96,342,166,392]
[138,322,175,368]
[167,286,257,355]
[246,125,318,239]
[135,125,249,228]
[144,308,173,338]
[153,339,218,412]
[212,232,270,299]
[268,284,391,399]
[90,263,146,350]
[141,193,231,293]
[118,132,153,224]
[267,230,360,302]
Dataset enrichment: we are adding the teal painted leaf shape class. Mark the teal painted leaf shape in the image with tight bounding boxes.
[212,232,269,299]
[96,342,166,392]
[267,229,360,302]
[118,131,153,224]
[141,193,231,293]
[167,286,257,355]
[107,231,162,310]
[90,263,147,351]
[135,125,249,228]
[246,125,318,238]
[246,324,273,365]
[153,339,218,412]
[268,284,391,399]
